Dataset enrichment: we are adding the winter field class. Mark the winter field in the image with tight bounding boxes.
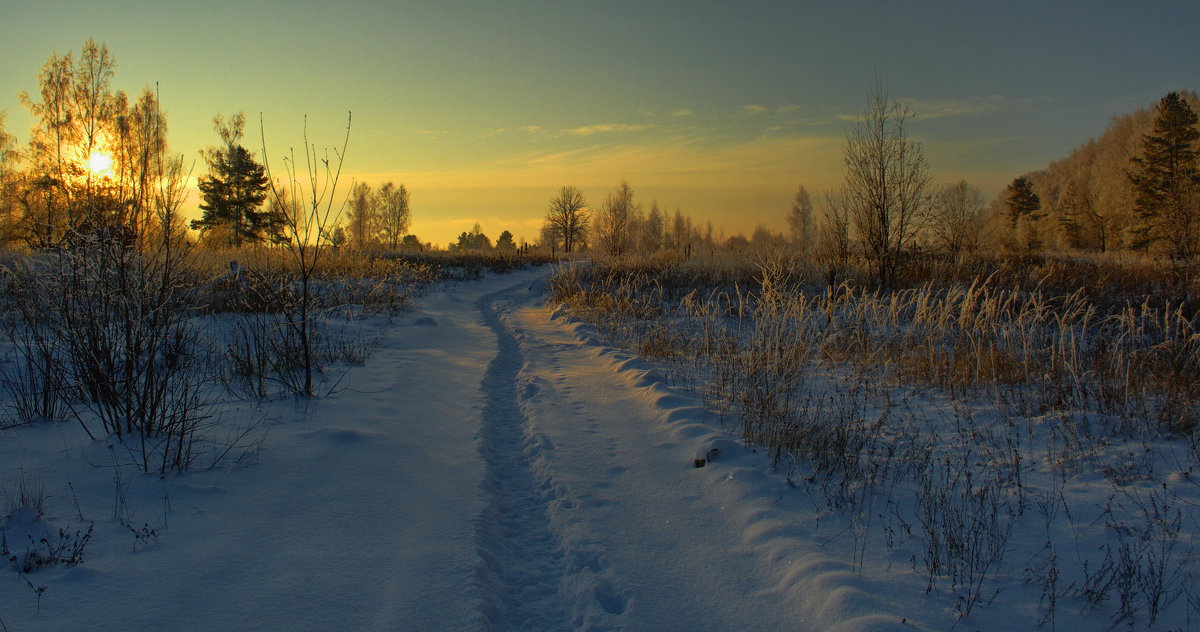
[1,252,1199,631]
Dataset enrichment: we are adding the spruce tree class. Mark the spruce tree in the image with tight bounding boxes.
[191,145,270,247]
[1129,92,1200,256]
[1004,176,1041,228]
[190,113,271,247]
[496,230,516,251]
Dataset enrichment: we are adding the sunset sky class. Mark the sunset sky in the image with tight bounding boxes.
[4,0,1199,247]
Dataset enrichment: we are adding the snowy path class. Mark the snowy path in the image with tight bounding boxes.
[1,268,908,631]
[469,272,903,631]
[473,284,627,630]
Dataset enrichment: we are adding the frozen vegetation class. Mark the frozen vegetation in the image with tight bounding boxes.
[548,253,1200,630]
[0,252,1197,631]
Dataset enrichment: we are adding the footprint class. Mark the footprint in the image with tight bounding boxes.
[593,581,629,616]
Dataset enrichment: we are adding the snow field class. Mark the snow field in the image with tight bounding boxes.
[12,264,1193,631]
[1,271,512,630]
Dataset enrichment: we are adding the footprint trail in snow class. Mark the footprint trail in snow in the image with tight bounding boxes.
[472,281,626,631]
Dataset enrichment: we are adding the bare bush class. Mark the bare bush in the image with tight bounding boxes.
[258,113,352,397]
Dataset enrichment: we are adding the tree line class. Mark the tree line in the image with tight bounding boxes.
[537,182,714,257]
[0,40,422,253]
[774,85,1200,288]
[995,91,1200,259]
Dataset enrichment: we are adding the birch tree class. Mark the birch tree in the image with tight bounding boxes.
[844,80,931,287]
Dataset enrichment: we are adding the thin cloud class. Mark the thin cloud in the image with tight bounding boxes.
[784,115,843,127]
[410,128,450,139]
[822,96,1037,124]
[739,104,769,115]
[566,123,655,136]
[475,133,841,187]
[519,125,542,133]
[897,96,1011,120]
[670,108,693,117]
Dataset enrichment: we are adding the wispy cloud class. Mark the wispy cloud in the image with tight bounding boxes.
[785,115,845,127]
[519,125,542,133]
[670,108,693,117]
[566,123,655,136]
[751,97,1031,127]
[897,96,1013,120]
[410,128,450,139]
[477,134,841,186]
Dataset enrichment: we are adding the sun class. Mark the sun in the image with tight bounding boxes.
[87,150,114,177]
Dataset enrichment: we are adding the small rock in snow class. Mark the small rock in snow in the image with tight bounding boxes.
[693,447,720,467]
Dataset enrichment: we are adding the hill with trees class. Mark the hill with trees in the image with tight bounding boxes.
[992,91,1200,256]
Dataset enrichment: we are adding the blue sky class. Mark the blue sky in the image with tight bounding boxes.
[3,0,1198,245]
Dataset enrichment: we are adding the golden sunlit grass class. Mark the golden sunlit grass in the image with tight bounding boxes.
[549,253,1200,436]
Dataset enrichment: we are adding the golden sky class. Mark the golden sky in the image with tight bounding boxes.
[4,1,1198,246]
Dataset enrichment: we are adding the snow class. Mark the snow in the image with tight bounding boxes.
[2,265,1195,631]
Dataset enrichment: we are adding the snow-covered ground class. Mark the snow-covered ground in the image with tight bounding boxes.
[0,266,900,631]
[2,266,1196,631]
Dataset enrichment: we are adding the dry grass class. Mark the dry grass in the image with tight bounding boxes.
[549,251,1200,623]
[552,253,1200,439]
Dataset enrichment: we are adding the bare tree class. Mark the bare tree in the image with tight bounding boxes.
[70,40,117,218]
[544,185,589,253]
[0,113,22,244]
[595,180,636,256]
[345,181,376,250]
[376,181,410,250]
[639,200,664,253]
[929,180,985,257]
[4,79,211,472]
[844,79,931,287]
[816,189,854,286]
[668,208,692,252]
[112,88,170,243]
[539,222,559,252]
[17,41,119,243]
[786,185,814,255]
[750,225,786,252]
[1061,175,1118,252]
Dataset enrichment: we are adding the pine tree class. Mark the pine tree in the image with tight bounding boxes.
[190,113,271,247]
[1004,176,1041,228]
[1129,92,1200,257]
[496,230,516,251]
[454,223,492,250]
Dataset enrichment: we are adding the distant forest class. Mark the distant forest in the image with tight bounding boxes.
[989,91,1200,257]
